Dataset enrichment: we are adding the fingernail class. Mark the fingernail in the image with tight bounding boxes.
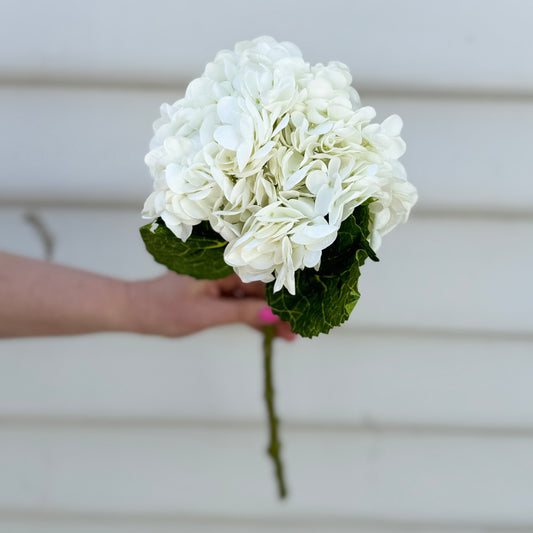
[259,306,280,324]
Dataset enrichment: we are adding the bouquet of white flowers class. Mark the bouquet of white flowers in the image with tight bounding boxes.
[140,36,417,498]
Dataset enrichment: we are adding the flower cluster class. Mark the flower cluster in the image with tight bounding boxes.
[143,36,417,294]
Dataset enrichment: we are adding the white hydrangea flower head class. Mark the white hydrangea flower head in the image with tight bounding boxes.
[144,36,417,294]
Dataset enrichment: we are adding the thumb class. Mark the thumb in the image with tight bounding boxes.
[205,298,272,329]
[205,299,296,341]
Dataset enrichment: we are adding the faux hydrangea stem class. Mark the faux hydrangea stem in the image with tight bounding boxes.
[263,324,288,499]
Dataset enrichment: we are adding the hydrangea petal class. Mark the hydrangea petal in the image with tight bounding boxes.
[214,125,240,151]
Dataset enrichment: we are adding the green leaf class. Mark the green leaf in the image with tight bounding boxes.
[140,219,233,280]
[266,203,379,338]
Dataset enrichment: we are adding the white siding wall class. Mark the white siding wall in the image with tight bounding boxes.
[1,1,533,531]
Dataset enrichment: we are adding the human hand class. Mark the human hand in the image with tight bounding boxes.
[125,271,296,340]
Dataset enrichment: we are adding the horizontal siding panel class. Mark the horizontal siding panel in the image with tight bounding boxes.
[0,212,44,258]
[1,208,532,334]
[1,425,533,523]
[0,86,155,206]
[372,96,533,212]
[355,216,533,333]
[1,0,532,93]
[2,87,533,211]
[1,331,533,428]
[0,515,526,533]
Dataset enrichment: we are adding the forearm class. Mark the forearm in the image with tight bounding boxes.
[0,252,132,338]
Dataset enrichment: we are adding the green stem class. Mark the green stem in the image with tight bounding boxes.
[263,324,288,499]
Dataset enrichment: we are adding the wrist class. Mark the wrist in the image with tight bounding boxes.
[80,276,136,335]
[119,280,145,334]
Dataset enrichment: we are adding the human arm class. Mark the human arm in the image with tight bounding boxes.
[0,252,295,339]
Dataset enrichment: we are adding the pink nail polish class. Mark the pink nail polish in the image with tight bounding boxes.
[259,306,279,324]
